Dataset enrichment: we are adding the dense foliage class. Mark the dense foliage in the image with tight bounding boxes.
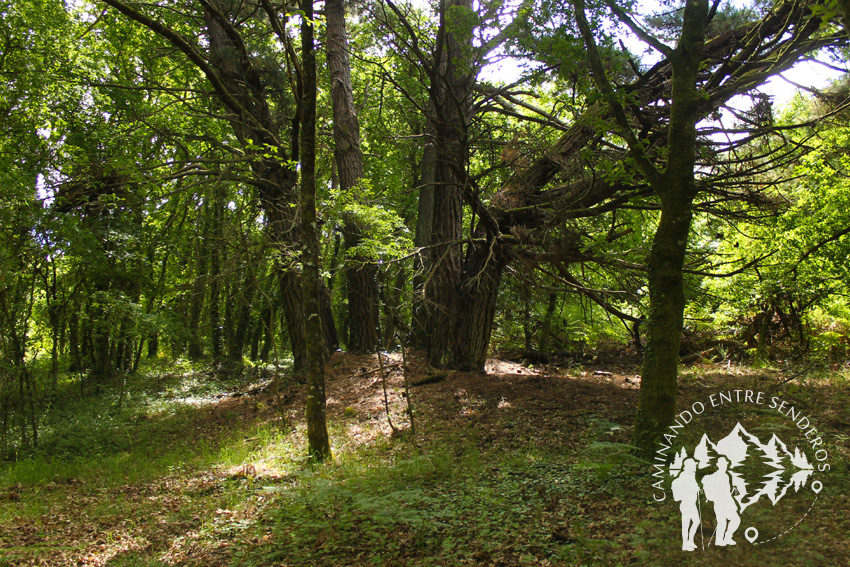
[1,0,849,456]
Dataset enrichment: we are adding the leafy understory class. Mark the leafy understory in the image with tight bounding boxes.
[1,354,848,566]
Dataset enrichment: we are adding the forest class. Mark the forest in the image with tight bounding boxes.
[1,0,850,564]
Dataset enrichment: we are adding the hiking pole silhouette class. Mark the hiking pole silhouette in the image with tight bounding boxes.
[698,488,704,550]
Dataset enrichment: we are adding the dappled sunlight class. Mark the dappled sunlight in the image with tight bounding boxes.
[485,358,544,375]
[2,352,849,565]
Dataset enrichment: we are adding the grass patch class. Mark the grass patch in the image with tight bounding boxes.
[1,357,848,566]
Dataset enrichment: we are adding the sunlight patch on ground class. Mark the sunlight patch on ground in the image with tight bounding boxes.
[77,533,148,567]
[485,359,543,375]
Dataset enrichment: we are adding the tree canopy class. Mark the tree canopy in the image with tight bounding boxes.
[1,0,849,457]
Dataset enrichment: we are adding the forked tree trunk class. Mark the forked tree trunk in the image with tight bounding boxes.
[451,237,506,370]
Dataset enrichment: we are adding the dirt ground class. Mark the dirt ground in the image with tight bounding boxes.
[2,352,848,566]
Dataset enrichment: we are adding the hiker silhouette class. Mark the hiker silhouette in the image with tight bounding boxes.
[671,458,700,551]
[702,456,741,546]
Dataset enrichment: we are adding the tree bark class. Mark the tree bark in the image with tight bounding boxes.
[573,0,708,451]
[326,0,380,353]
[301,0,332,462]
[421,0,474,368]
[451,236,506,370]
[632,195,695,450]
[411,142,437,349]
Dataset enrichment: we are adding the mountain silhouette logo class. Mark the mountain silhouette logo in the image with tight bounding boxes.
[651,391,830,550]
[657,406,827,551]
[671,423,815,517]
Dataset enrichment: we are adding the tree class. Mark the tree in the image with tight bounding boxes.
[301,0,332,461]
[577,0,707,452]
[99,0,339,371]
[326,0,381,353]
[567,0,843,450]
[375,0,518,370]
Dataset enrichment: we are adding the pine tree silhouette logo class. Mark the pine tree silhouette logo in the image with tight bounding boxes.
[668,422,822,551]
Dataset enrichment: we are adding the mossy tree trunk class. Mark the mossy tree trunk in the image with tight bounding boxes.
[301,0,331,462]
[633,193,696,450]
[575,0,708,452]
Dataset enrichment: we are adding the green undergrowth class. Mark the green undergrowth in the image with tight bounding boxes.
[0,363,292,523]
[1,362,849,566]
[236,436,649,567]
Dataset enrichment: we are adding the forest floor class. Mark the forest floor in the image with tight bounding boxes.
[1,352,849,566]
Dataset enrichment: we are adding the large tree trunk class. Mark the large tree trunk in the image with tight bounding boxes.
[202,1,337,370]
[411,142,437,349]
[421,0,473,368]
[632,196,694,450]
[451,236,506,370]
[424,156,463,367]
[326,0,380,353]
[301,0,332,462]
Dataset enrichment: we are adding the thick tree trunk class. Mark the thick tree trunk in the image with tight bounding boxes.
[451,238,506,370]
[326,0,380,353]
[411,142,437,349]
[424,163,463,367]
[301,0,332,462]
[422,0,474,368]
[633,197,694,450]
